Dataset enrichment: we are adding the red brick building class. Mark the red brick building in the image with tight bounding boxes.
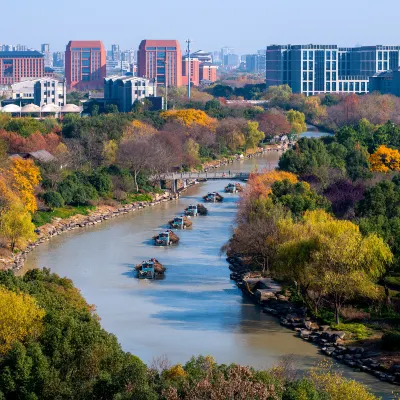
[199,63,218,83]
[138,40,182,87]
[0,51,44,85]
[182,56,200,86]
[65,41,106,90]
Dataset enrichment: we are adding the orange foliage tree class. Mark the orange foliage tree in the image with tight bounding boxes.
[7,158,41,213]
[0,130,60,153]
[160,109,216,131]
[369,145,400,172]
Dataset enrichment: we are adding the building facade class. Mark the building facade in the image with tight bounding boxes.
[265,44,400,95]
[11,78,66,106]
[199,63,217,83]
[246,53,266,73]
[369,69,400,97]
[41,44,53,68]
[182,56,200,86]
[137,40,182,87]
[0,51,44,85]
[104,75,156,112]
[65,40,106,90]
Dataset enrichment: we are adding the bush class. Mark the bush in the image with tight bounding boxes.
[331,323,371,340]
[42,191,65,209]
[340,306,371,322]
[89,171,113,196]
[382,330,400,351]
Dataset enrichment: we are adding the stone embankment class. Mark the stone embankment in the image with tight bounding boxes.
[227,255,400,385]
[3,191,181,273]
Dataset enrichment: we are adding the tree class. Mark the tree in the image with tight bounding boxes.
[287,110,307,134]
[7,158,41,213]
[369,145,400,172]
[244,121,265,150]
[215,118,247,153]
[256,111,291,138]
[42,191,65,209]
[160,109,216,131]
[0,287,45,354]
[117,138,154,192]
[277,210,392,322]
[0,203,36,251]
[264,84,292,107]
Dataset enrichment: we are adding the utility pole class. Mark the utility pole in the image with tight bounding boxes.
[186,39,191,99]
[164,59,168,110]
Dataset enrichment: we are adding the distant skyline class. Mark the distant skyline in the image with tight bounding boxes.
[2,0,400,54]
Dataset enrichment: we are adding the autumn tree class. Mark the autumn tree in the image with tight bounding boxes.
[160,109,216,131]
[256,110,291,138]
[215,118,247,153]
[277,210,392,322]
[369,145,400,172]
[244,121,264,150]
[0,286,45,354]
[287,109,307,134]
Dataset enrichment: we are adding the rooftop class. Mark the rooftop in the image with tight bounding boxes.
[0,51,44,58]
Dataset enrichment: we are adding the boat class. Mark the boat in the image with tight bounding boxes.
[135,259,166,279]
[203,192,224,203]
[184,204,198,217]
[225,183,244,193]
[168,215,193,229]
[153,230,180,246]
[197,204,208,215]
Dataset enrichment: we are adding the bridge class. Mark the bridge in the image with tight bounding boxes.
[160,171,250,181]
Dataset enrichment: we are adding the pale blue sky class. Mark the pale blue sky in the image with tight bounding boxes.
[3,0,399,54]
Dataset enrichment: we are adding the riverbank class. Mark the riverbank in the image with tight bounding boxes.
[228,255,400,386]
[0,190,185,273]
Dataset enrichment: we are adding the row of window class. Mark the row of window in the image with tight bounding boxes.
[303,51,338,61]
[303,81,368,92]
[146,47,176,51]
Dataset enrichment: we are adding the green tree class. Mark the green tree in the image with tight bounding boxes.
[245,121,265,150]
[287,110,307,134]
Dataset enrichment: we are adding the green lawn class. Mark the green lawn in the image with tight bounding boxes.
[32,206,94,227]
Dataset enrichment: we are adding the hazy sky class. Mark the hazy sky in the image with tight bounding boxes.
[2,0,399,54]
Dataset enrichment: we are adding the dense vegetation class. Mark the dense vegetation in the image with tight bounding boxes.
[0,269,383,399]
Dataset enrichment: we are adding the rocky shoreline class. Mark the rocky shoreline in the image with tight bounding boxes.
[227,255,400,386]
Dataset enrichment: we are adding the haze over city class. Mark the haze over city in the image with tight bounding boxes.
[2,0,399,53]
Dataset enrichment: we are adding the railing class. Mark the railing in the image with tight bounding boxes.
[160,172,250,181]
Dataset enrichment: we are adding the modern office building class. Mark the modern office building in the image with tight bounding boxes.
[0,51,44,85]
[11,78,66,106]
[199,63,218,83]
[223,53,240,68]
[103,75,156,112]
[369,69,400,97]
[65,40,106,90]
[41,44,53,68]
[53,51,65,68]
[137,40,183,87]
[266,44,400,95]
[246,53,266,73]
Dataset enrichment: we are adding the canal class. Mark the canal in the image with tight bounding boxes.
[23,137,393,398]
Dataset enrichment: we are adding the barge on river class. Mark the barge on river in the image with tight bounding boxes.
[203,192,224,203]
[224,183,244,193]
[153,230,180,246]
[135,259,166,279]
[168,216,192,229]
[184,205,198,217]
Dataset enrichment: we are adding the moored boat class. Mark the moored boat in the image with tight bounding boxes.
[153,230,180,246]
[225,183,244,193]
[184,205,198,217]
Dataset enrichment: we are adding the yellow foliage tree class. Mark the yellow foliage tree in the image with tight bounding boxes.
[7,158,41,213]
[0,175,19,217]
[162,364,187,380]
[0,286,45,354]
[287,109,307,134]
[369,145,400,172]
[160,109,216,131]
[102,140,118,165]
[0,202,36,251]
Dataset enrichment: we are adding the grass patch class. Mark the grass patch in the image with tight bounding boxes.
[32,206,94,227]
[331,323,372,340]
[123,193,153,203]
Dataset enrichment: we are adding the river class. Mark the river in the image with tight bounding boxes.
[23,136,394,398]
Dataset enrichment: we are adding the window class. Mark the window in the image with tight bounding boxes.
[326,51,331,61]
[303,52,307,60]
[332,61,337,70]
[355,82,360,91]
[350,82,354,91]
[157,51,166,58]
[339,82,343,91]
[82,75,90,81]
[378,61,383,70]
[384,52,388,60]
[303,61,307,70]
[303,72,307,80]
[344,82,348,91]
[326,72,330,81]
[308,82,313,91]
[82,48,91,51]
[326,61,331,70]
[303,82,307,91]
[147,47,156,50]
[157,60,165,67]
[378,51,383,60]
[309,52,313,60]
[384,62,388,70]
[332,51,337,60]
[82,52,90,58]
[332,82,337,91]
[309,61,313,70]
[332,72,337,80]
[157,47,166,50]
[82,60,90,66]
[167,47,176,50]
[72,48,81,51]
[309,72,313,80]
[361,82,366,91]
[326,82,331,91]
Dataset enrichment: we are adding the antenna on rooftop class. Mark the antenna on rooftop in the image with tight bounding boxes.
[186,39,191,99]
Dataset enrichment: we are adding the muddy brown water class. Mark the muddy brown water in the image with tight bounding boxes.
[23,147,395,398]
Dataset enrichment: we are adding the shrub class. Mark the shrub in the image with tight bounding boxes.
[42,191,65,209]
[331,323,371,340]
[340,306,371,322]
[382,330,400,351]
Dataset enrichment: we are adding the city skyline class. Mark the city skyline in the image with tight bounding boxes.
[2,0,399,54]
